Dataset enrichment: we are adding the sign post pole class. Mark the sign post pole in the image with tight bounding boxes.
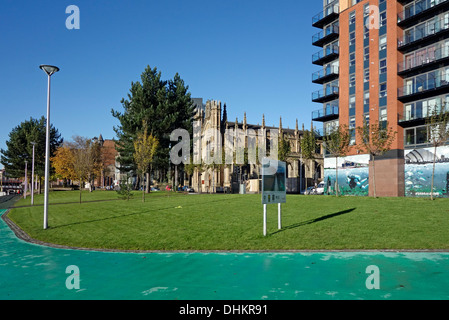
[278,203,281,230]
[263,204,267,237]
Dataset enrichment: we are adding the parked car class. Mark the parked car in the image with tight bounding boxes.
[303,186,315,195]
[315,181,325,195]
[182,186,194,192]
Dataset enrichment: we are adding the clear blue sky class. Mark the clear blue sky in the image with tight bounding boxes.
[0,0,323,168]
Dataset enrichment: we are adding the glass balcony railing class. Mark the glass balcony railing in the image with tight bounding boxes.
[312,106,339,120]
[312,66,339,82]
[398,46,449,73]
[398,73,449,98]
[312,25,339,46]
[400,103,449,122]
[312,4,339,27]
[398,0,449,23]
[315,128,326,137]
[312,86,339,102]
[398,17,449,48]
[312,45,339,64]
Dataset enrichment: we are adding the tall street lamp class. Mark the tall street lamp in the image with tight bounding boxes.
[31,142,36,205]
[39,64,59,230]
[24,160,28,199]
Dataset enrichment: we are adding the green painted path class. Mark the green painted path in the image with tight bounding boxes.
[1,209,449,300]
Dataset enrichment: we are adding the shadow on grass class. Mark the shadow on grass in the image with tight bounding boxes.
[271,208,356,235]
[44,196,238,230]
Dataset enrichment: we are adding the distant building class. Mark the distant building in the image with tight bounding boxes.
[190,99,324,193]
[0,168,23,195]
[92,135,121,188]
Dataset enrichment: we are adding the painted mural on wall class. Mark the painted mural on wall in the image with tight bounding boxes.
[323,146,449,197]
[404,146,449,198]
[323,155,370,196]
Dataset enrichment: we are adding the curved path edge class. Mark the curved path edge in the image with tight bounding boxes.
[2,209,449,254]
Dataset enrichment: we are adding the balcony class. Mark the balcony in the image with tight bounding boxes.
[398,46,449,76]
[398,0,449,28]
[399,103,449,128]
[398,72,449,103]
[398,17,449,51]
[312,66,339,84]
[312,86,339,103]
[312,4,339,28]
[312,25,339,47]
[312,105,339,122]
[314,128,326,138]
[312,45,339,66]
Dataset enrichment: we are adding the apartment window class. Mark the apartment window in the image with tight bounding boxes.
[379,59,387,74]
[416,126,428,144]
[364,92,370,106]
[380,83,387,98]
[349,95,356,109]
[349,11,356,25]
[364,46,370,61]
[348,95,356,116]
[380,11,387,27]
[349,73,356,88]
[349,52,356,67]
[364,68,370,82]
[349,31,356,46]
[405,124,432,146]
[379,35,387,51]
[364,25,370,39]
[380,108,387,122]
[349,117,356,145]
[365,114,370,126]
[364,4,370,19]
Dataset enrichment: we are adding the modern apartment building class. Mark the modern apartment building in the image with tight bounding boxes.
[312,0,449,197]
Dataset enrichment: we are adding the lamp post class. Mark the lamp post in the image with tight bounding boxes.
[31,142,36,205]
[24,160,28,199]
[39,64,59,230]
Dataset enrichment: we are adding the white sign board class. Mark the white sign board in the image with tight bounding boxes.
[261,158,286,236]
[261,158,286,205]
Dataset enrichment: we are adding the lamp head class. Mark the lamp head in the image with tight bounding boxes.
[39,65,60,76]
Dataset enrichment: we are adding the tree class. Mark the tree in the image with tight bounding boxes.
[1,117,63,192]
[426,105,449,200]
[111,66,195,182]
[278,133,292,163]
[116,173,134,201]
[134,125,159,202]
[322,124,351,196]
[67,136,102,203]
[51,145,76,184]
[300,127,318,192]
[356,120,397,198]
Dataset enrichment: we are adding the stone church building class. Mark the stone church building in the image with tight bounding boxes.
[190,98,324,193]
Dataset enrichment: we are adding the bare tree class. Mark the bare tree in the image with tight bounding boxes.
[134,126,159,202]
[356,120,397,198]
[300,127,317,192]
[323,124,351,196]
[426,104,449,200]
[68,136,102,203]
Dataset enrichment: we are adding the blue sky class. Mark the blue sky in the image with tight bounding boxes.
[0,0,322,168]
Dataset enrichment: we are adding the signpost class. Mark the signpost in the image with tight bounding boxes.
[261,158,286,236]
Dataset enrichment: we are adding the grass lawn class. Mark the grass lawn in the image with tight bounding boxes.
[6,190,449,251]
